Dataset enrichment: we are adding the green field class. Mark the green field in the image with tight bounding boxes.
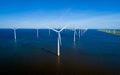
[98,29,120,36]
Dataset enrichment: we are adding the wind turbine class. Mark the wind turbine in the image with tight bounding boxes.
[78,29,81,38]
[83,28,88,34]
[81,28,88,36]
[48,25,68,56]
[47,9,71,56]
[73,28,77,47]
[13,27,17,42]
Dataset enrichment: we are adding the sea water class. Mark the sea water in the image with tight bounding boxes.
[0,29,120,75]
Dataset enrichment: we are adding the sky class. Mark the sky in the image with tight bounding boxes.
[0,0,120,29]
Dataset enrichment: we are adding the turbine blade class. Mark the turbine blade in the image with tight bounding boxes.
[59,25,68,32]
[47,27,58,32]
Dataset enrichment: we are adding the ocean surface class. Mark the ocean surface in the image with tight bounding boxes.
[0,29,120,75]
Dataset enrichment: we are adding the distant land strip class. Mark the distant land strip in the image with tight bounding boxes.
[98,29,120,36]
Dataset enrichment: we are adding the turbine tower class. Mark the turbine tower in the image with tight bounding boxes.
[73,28,77,47]
[48,25,68,56]
[13,27,16,42]
[78,29,81,38]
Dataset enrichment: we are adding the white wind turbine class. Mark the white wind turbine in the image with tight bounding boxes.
[83,28,88,34]
[78,29,81,38]
[81,28,88,36]
[71,25,79,47]
[68,27,78,47]
[48,25,68,56]
[47,9,71,56]
[77,25,82,39]
[13,27,17,42]
[73,28,77,47]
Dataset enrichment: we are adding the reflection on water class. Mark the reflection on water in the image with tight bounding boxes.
[57,56,61,65]
[0,29,120,75]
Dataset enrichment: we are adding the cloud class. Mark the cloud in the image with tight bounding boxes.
[0,10,120,29]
